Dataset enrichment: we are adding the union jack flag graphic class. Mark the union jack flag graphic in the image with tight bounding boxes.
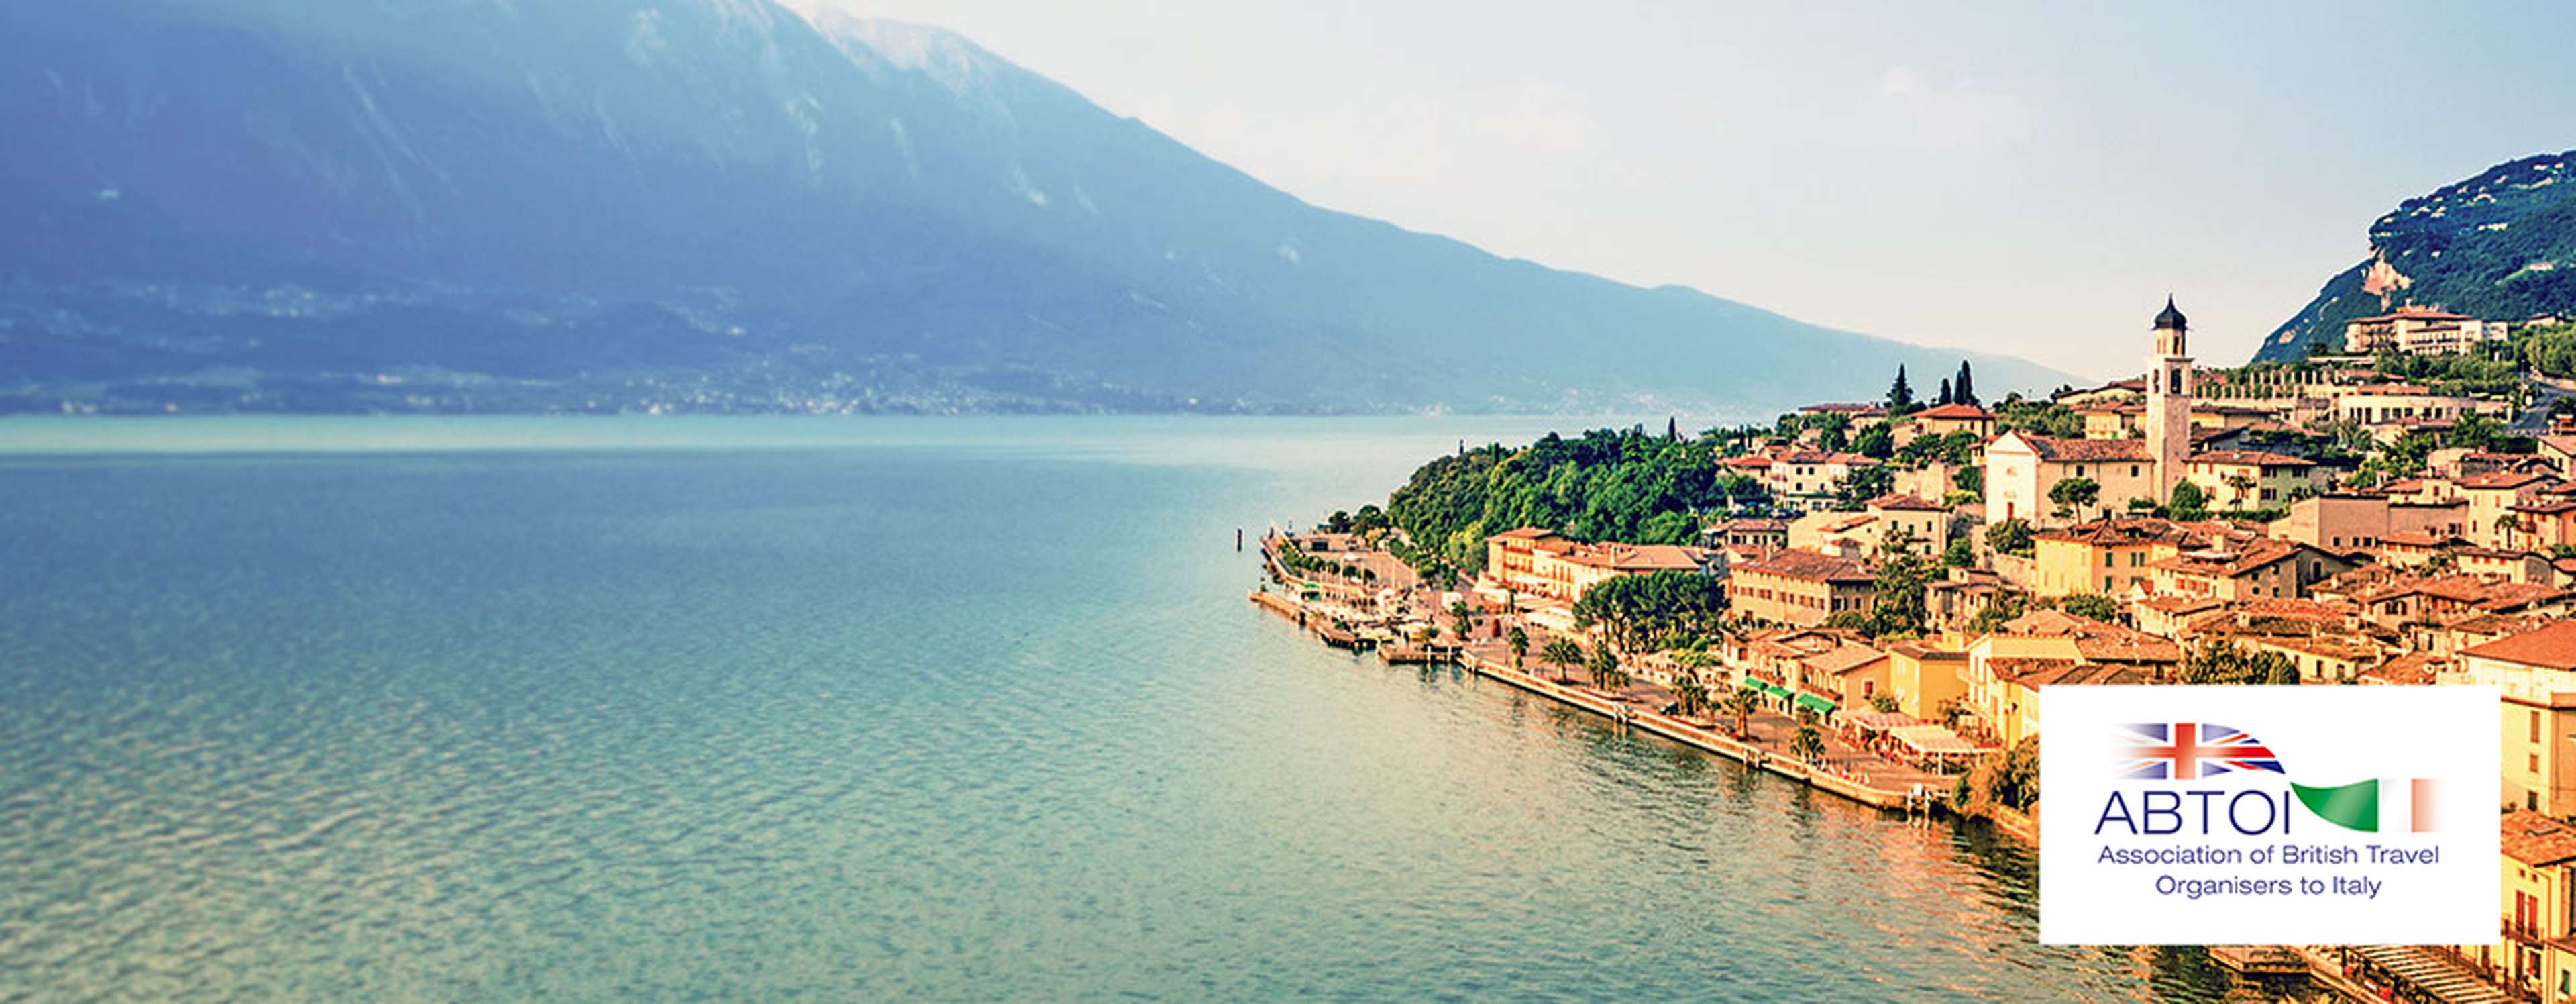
[2119,723,2285,779]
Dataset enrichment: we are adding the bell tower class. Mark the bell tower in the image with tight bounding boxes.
[2142,296,2193,502]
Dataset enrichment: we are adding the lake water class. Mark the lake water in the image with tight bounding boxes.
[0,417,2267,1000]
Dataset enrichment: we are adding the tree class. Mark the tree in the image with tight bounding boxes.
[1721,687,1760,737]
[1506,625,1529,668]
[1673,670,1711,720]
[1790,718,1826,764]
[1986,519,2034,558]
[2180,640,2299,685]
[1941,536,1975,569]
[1933,697,1968,731]
[1954,360,1978,407]
[1450,599,1477,643]
[1585,644,1625,691]
[1832,465,1896,510]
[1936,376,1954,407]
[1966,591,2027,634]
[2057,592,2123,623]
[2047,476,2101,520]
[2167,480,2209,521]
[1667,416,1680,442]
[1888,366,1915,413]
[1541,637,1583,683]
[1868,544,1938,638]
[2221,472,2255,509]
[1853,423,1894,460]
[1868,693,1900,713]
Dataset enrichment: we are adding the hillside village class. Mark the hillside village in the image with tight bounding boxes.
[1259,297,2576,1002]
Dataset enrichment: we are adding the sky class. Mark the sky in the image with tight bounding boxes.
[819,1,2576,381]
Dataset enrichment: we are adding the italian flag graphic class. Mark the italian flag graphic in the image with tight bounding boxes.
[2290,778,2439,833]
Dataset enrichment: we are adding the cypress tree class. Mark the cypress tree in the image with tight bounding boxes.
[1888,366,1914,412]
[1954,361,1978,407]
[1667,416,1679,441]
[1937,376,1954,406]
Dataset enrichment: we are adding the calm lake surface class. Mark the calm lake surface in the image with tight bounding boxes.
[0,417,2269,1001]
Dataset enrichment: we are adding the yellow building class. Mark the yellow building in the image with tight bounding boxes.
[2464,811,2576,1002]
[1725,549,1874,628]
[2031,518,2196,599]
[2457,621,2576,815]
[1886,640,1970,722]
[2179,450,2319,509]
[1909,403,1996,438]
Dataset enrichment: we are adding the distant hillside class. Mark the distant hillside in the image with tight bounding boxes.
[0,0,2072,415]
[2254,150,2576,362]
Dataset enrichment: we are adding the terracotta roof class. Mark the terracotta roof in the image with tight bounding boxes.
[2462,621,2576,671]
[1913,403,1994,420]
[2151,539,2307,578]
[2502,810,2576,868]
[1807,645,1891,675]
[1799,403,1888,415]
[2187,450,2314,468]
[2359,652,2447,686]
[1866,493,1946,511]
[2035,517,2201,547]
[2009,434,2153,463]
[2015,663,2151,687]
[1608,544,1710,572]
[1492,527,1562,541]
[2458,471,2553,490]
[2381,531,2463,548]
[1988,656,2080,681]
[1733,549,1874,584]
[2137,595,2226,615]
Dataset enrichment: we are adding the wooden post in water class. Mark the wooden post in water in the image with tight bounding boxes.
[1236,528,1243,552]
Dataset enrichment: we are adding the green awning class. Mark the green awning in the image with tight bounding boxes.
[1750,681,1787,698]
[1794,692,1838,716]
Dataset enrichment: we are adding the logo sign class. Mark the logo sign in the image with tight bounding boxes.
[2039,685,2498,945]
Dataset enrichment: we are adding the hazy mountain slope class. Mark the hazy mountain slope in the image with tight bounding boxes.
[0,0,2072,413]
[2253,150,2576,362]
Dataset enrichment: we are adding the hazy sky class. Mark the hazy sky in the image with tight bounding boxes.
[823,1,2576,380]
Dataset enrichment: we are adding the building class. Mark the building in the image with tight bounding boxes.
[2147,538,2359,601]
[1479,528,1715,619]
[2143,297,2196,501]
[1983,433,2157,525]
[1982,298,2195,524]
[2178,450,2318,509]
[1910,403,1996,439]
[1706,517,1788,553]
[1784,494,1949,557]
[2031,517,2201,599]
[2468,811,2576,1002]
[1726,549,1875,628]
[2335,387,2504,438]
[2342,305,2511,356]
[2273,493,2469,552]
[1885,640,1970,722]
[2454,621,2576,815]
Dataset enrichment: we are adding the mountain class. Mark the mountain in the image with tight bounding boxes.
[2253,150,2576,362]
[0,0,2073,415]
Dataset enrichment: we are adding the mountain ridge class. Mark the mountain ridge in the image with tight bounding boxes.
[2253,149,2576,362]
[0,0,2074,415]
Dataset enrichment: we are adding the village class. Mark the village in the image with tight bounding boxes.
[1253,299,2576,1004]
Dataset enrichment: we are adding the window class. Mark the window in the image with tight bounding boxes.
[2130,465,2141,477]
[2104,552,2114,567]
[2534,710,2544,744]
[2532,753,2542,774]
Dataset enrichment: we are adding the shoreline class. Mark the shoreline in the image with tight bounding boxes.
[1251,588,1940,814]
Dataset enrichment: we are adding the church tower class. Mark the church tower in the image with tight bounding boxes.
[2142,296,2193,502]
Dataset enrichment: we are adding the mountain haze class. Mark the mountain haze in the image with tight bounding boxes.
[1,0,2072,414]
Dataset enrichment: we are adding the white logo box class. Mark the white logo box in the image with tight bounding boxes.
[2038,685,2498,946]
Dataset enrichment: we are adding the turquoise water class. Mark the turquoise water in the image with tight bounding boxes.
[0,417,2257,1001]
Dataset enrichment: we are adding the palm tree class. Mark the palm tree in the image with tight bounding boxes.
[1542,637,1583,684]
[1506,626,1529,669]
[1791,719,1826,764]
[1585,644,1621,692]
[1721,687,1760,738]
[1674,672,1711,721]
[1450,599,1476,642]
